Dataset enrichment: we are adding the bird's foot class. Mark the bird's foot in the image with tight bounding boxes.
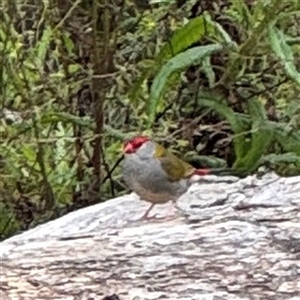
[139,213,162,221]
[139,213,177,221]
[137,203,179,221]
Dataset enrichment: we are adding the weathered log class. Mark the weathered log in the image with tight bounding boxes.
[1,173,300,300]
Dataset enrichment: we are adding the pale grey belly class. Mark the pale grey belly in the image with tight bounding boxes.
[129,181,174,203]
[122,155,188,203]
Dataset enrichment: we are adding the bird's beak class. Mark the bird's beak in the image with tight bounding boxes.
[123,143,134,154]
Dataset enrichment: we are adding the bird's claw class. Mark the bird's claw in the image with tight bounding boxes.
[139,213,177,221]
[139,213,161,221]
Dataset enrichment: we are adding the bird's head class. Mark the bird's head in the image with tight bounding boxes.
[123,136,150,154]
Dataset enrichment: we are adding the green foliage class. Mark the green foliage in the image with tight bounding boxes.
[232,99,273,173]
[0,203,17,239]
[268,26,300,85]
[148,44,223,125]
[195,93,250,160]
[129,14,236,106]
[130,0,300,176]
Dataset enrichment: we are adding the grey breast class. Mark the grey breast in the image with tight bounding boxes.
[122,143,189,203]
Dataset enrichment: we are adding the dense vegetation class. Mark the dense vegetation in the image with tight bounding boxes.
[1,0,300,240]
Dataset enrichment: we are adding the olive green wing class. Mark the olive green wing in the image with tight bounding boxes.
[154,144,195,182]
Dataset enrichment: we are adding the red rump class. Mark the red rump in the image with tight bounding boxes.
[194,168,211,176]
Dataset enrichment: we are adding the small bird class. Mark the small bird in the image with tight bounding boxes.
[122,136,212,220]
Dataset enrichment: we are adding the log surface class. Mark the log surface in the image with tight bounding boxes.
[1,173,300,300]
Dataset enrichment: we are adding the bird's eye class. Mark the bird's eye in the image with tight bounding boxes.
[134,140,142,148]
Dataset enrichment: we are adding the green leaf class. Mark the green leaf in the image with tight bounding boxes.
[273,124,300,155]
[62,33,75,56]
[22,145,37,162]
[36,26,53,67]
[147,44,222,126]
[68,64,80,74]
[235,112,300,156]
[196,92,249,160]
[202,56,216,87]
[268,26,300,85]
[129,16,231,106]
[156,17,214,64]
[184,153,227,168]
[0,202,17,238]
[261,153,300,165]
[233,99,273,172]
[203,13,237,47]
[49,71,65,79]
[228,0,252,29]
[128,74,148,108]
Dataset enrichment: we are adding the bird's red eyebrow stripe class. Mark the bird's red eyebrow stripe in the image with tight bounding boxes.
[123,136,150,154]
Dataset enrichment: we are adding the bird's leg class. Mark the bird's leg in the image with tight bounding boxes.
[174,200,185,212]
[140,203,171,220]
[167,200,187,219]
[139,203,156,220]
[139,202,179,221]
[166,200,177,216]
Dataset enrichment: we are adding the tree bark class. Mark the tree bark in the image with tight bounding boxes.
[1,173,300,300]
